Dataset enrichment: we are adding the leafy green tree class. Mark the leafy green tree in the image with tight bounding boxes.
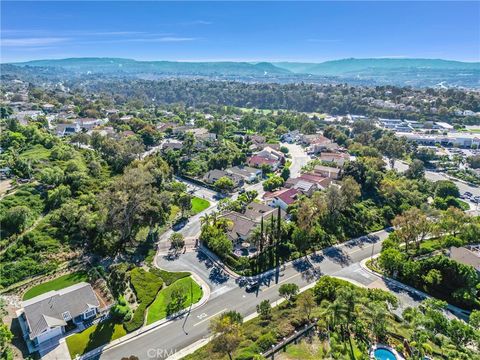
[0,323,13,360]
[214,176,235,193]
[434,180,460,199]
[280,167,290,181]
[262,176,284,191]
[178,193,192,218]
[300,121,317,134]
[405,159,425,179]
[46,185,71,209]
[1,205,33,234]
[38,167,64,187]
[298,291,315,321]
[166,286,187,315]
[169,232,185,253]
[256,300,272,320]
[278,283,299,304]
[469,309,480,330]
[209,312,243,360]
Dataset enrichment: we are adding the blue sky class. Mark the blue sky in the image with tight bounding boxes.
[1,1,479,63]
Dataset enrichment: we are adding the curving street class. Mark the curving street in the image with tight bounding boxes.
[97,228,451,360]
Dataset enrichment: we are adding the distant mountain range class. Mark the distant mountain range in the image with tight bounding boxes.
[7,57,480,88]
[274,58,480,75]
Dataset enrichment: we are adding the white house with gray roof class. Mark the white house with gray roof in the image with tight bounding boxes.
[19,282,100,349]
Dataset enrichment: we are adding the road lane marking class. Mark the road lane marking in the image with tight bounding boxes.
[193,308,227,327]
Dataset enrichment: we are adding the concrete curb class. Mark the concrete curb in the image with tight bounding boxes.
[78,274,210,360]
[167,277,320,359]
[359,256,469,318]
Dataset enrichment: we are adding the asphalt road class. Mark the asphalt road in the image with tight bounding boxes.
[99,229,440,360]
[281,142,311,178]
[394,159,480,197]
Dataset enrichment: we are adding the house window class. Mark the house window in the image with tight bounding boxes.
[62,311,72,321]
[84,308,96,319]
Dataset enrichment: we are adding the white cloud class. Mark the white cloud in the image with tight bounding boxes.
[125,37,197,43]
[181,20,212,26]
[2,37,68,47]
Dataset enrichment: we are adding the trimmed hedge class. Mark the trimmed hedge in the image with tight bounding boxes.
[150,268,190,286]
[124,268,163,332]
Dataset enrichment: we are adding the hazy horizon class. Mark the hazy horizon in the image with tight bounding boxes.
[2,1,479,63]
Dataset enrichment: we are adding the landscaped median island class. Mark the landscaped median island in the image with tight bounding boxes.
[65,268,203,358]
[147,276,202,324]
[191,196,211,215]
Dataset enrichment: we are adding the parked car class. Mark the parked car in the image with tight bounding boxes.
[172,218,188,231]
[245,280,259,292]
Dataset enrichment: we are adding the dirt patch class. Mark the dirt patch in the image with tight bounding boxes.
[1,295,29,360]
[92,279,114,309]
[0,180,14,198]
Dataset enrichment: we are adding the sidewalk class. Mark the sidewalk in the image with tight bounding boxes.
[359,255,469,319]
[199,228,387,281]
[79,274,210,360]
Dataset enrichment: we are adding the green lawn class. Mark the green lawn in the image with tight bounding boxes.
[146,277,202,325]
[19,144,52,161]
[23,271,89,300]
[190,197,210,215]
[66,319,126,358]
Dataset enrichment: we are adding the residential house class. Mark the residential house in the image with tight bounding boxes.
[120,130,136,138]
[0,167,12,180]
[203,169,244,188]
[247,155,280,170]
[221,211,258,244]
[157,122,178,133]
[281,130,300,143]
[188,128,217,142]
[78,118,103,131]
[18,282,100,350]
[14,110,43,125]
[41,104,55,112]
[161,140,183,152]
[284,178,318,196]
[226,166,262,183]
[319,152,350,167]
[56,122,81,136]
[243,202,286,222]
[264,188,299,210]
[88,126,116,137]
[313,165,341,179]
[301,134,340,154]
[298,173,333,190]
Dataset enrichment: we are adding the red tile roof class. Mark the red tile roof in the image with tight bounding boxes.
[247,155,277,167]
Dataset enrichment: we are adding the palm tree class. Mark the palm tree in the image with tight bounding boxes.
[200,213,211,227]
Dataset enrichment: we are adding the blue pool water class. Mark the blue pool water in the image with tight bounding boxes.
[374,348,397,360]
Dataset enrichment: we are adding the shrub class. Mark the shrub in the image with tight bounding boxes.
[124,268,163,332]
[313,276,354,303]
[256,332,277,352]
[110,295,132,321]
[150,269,189,286]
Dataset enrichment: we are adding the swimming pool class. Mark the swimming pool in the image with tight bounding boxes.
[374,348,397,360]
